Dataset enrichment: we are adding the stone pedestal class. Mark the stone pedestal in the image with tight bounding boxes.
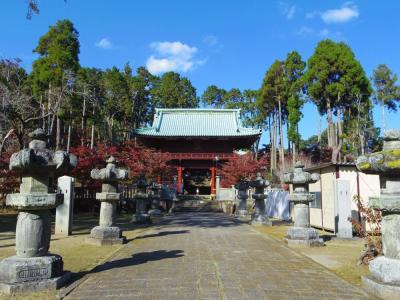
[148,183,163,216]
[250,173,271,226]
[234,180,250,220]
[86,157,128,246]
[0,129,76,294]
[283,162,323,247]
[132,195,151,223]
[131,174,152,224]
[356,130,400,299]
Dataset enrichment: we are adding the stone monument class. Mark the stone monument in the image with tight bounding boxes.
[86,156,128,246]
[148,182,162,216]
[356,129,400,299]
[250,173,271,226]
[0,129,77,294]
[282,161,323,247]
[55,176,75,236]
[234,179,250,220]
[131,173,151,223]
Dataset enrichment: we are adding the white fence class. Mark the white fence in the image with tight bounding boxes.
[265,189,290,221]
[216,187,290,221]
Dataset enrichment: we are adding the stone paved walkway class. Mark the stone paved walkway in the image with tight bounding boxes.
[65,212,373,300]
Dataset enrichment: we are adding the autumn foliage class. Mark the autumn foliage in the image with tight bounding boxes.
[219,153,268,187]
[69,142,174,188]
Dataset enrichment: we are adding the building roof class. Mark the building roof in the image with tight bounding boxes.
[135,108,262,138]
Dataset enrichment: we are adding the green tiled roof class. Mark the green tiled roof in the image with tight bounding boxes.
[135,108,261,137]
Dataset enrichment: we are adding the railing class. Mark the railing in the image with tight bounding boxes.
[167,152,235,160]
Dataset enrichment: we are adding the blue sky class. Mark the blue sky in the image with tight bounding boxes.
[1,1,400,145]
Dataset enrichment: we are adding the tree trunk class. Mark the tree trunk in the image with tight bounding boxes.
[381,104,386,134]
[331,108,343,164]
[270,112,277,172]
[318,115,322,143]
[90,124,95,150]
[278,99,285,171]
[81,93,86,146]
[56,116,61,150]
[67,124,71,152]
[326,98,335,148]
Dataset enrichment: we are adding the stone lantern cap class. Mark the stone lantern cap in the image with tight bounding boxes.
[250,173,269,201]
[356,129,400,212]
[356,129,400,175]
[234,179,250,191]
[150,182,162,199]
[9,128,77,174]
[282,161,320,186]
[6,128,77,210]
[133,173,150,200]
[283,161,320,204]
[91,156,129,183]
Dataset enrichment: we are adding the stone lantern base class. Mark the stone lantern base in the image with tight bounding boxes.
[362,275,400,299]
[86,226,125,246]
[360,256,400,299]
[0,255,70,294]
[131,213,151,224]
[148,208,163,216]
[284,227,324,247]
[251,215,272,226]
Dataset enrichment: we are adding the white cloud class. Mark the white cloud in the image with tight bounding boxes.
[286,5,296,19]
[203,35,218,47]
[321,3,359,24]
[294,26,314,36]
[146,41,205,74]
[319,28,330,37]
[95,38,113,50]
[279,2,296,19]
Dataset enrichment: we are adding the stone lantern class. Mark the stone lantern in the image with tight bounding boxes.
[0,129,76,294]
[148,182,162,216]
[282,161,323,247]
[86,156,128,246]
[131,173,151,223]
[234,179,250,220]
[249,173,271,226]
[356,129,400,298]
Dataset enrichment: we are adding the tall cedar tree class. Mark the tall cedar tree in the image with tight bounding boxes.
[151,72,198,108]
[304,39,371,163]
[259,60,287,171]
[371,64,400,133]
[284,51,306,163]
[30,19,80,149]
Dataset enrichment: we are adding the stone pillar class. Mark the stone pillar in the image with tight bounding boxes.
[55,176,75,236]
[234,179,250,220]
[250,173,271,226]
[131,174,151,224]
[148,183,162,216]
[86,157,128,246]
[356,129,400,299]
[177,166,183,194]
[0,129,77,294]
[283,161,323,247]
[210,167,216,196]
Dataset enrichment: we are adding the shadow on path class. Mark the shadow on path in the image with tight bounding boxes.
[94,250,184,272]
[132,230,190,241]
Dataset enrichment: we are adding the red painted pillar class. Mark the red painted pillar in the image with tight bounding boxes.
[210,166,216,195]
[177,166,183,194]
